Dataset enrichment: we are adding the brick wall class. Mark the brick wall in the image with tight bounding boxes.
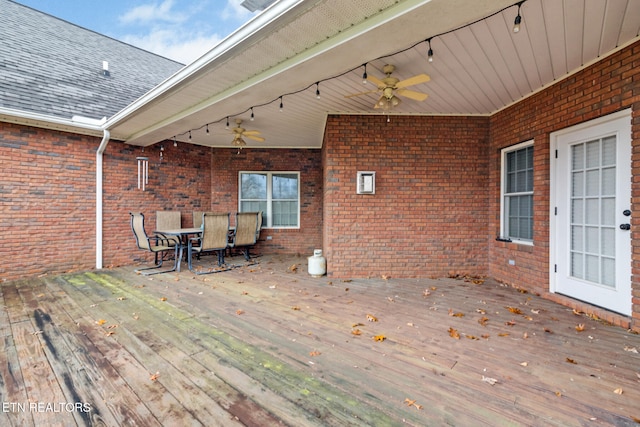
[0,127,212,280]
[210,148,323,256]
[489,40,640,330]
[322,114,490,278]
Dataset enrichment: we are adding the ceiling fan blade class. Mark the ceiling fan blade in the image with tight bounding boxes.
[396,88,428,101]
[366,74,385,87]
[245,135,265,142]
[395,73,430,89]
[344,89,379,98]
[242,130,261,136]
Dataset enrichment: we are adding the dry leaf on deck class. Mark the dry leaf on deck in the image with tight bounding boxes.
[572,309,583,315]
[520,361,528,367]
[309,350,321,356]
[105,331,115,337]
[448,327,460,339]
[476,308,486,314]
[404,398,423,410]
[373,334,386,342]
[624,346,638,353]
[482,376,498,385]
[505,320,517,326]
[566,357,577,364]
[544,328,553,334]
[555,391,562,397]
[575,323,585,332]
[149,372,160,381]
[507,306,522,315]
[478,316,489,326]
[117,297,126,301]
[381,274,390,280]
[366,314,378,322]
[351,329,362,335]
[291,306,301,311]
[498,332,510,337]
[448,309,464,317]
[236,309,245,315]
[288,264,298,272]
[96,319,107,326]
[465,334,479,340]
[423,289,431,297]
[241,291,249,295]
[352,322,364,327]
[614,388,623,395]
[160,297,167,301]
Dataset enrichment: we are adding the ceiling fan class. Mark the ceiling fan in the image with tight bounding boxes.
[346,64,430,110]
[230,119,264,148]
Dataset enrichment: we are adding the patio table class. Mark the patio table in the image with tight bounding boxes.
[154,227,202,272]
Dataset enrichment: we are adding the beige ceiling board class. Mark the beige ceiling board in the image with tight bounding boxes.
[105,0,640,150]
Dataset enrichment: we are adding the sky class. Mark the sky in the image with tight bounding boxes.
[14,0,261,64]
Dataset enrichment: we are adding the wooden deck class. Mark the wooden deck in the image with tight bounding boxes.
[1,254,639,426]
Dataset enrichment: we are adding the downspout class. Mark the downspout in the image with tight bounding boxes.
[96,129,110,269]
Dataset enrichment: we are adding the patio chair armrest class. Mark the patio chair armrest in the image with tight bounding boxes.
[150,233,173,247]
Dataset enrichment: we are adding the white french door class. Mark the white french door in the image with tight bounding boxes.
[550,110,632,315]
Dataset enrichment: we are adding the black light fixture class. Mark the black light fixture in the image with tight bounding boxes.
[513,1,524,33]
[188,130,192,140]
[315,82,321,99]
[279,96,284,112]
[206,124,210,134]
[426,38,434,63]
[250,107,255,121]
[225,116,230,129]
[362,63,368,84]
[173,136,177,147]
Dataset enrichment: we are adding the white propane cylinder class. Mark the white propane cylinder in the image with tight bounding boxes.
[308,249,326,277]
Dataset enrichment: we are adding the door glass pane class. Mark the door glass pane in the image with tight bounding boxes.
[569,138,616,288]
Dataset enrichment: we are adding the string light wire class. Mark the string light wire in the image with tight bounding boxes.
[170,1,525,141]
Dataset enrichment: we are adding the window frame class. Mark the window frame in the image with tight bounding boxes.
[238,171,300,229]
[500,140,534,245]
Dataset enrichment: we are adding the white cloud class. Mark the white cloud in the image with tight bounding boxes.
[116,0,256,64]
[122,29,223,64]
[119,0,186,25]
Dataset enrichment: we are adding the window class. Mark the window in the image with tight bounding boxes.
[501,141,534,243]
[239,172,299,228]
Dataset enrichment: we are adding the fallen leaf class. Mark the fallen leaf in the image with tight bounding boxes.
[236,309,245,315]
[614,388,623,395]
[150,372,160,381]
[566,357,577,364]
[478,316,489,326]
[507,306,522,315]
[522,332,529,339]
[448,309,464,317]
[472,279,484,285]
[366,314,378,322]
[423,289,431,297]
[448,327,460,339]
[241,291,249,295]
[309,350,321,357]
[555,391,562,397]
[481,334,490,339]
[291,306,301,311]
[351,329,362,335]
[544,328,553,333]
[403,398,423,410]
[465,334,479,340]
[373,334,386,342]
[160,297,167,301]
[505,320,516,326]
[381,274,390,280]
[387,296,395,302]
[406,322,414,327]
[96,319,107,326]
[482,376,498,385]
[107,324,118,329]
[288,264,298,272]
[498,332,510,337]
[352,322,364,327]
[624,346,638,353]
[575,323,585,332]
[531,309,540,314]
[520,361,528,367]
[476,308,486,314]
[117,297,126,301]
[105,331,115,336]
[572,309,583,315]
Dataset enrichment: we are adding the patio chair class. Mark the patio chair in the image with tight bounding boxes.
[130,212,179,275]
[156,210,181,246]
[229,212,259,261]
[187,212,231,273]
[192,211,217,229]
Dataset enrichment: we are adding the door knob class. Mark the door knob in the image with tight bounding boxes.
[620,223,631,230]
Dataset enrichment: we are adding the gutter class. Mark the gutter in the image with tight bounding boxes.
[96,129,110,270]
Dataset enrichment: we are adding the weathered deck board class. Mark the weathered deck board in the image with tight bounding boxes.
[1,255,639,426]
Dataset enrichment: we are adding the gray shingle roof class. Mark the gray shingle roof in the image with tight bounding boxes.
[0,0,185,121]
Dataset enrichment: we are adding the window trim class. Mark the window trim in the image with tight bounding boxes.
[238,171,300,229]
[500,140,534,245]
